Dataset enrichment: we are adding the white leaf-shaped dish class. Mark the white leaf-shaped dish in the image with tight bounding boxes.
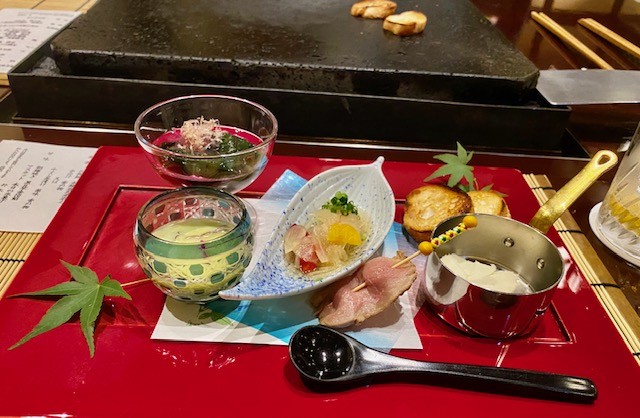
[219,157,395,300]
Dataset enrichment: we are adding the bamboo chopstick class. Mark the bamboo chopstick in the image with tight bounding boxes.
[578,18,640,60]
[530,11,614,69]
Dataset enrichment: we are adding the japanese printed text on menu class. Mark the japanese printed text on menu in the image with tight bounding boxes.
[0,140,96,233]
[0,8,80,75]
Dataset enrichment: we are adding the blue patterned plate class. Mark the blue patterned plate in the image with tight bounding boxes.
[219,157,395,300]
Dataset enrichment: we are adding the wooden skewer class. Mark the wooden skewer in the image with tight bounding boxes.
[530,11,614,70]
[578,18,640,60]
[121,278,152,288]
[352,215,478,292]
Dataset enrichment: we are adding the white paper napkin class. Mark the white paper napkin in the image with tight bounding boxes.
[151,170,424,351]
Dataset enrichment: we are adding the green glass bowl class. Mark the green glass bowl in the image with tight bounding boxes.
[134,187,253,303]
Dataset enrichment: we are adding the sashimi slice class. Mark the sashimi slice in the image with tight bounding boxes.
[294,235,320,264]
[284,224,307,255]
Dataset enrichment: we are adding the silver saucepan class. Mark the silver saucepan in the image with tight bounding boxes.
[424,150,617,338]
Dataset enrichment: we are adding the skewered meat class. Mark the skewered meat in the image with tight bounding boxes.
[312,253,416,328]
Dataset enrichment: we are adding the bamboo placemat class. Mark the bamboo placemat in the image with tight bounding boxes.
[524,173,640,366]
[0,0,97,86]
[0,232,40,299]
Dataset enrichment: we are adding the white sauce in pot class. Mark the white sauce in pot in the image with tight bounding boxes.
[440,253,533,295]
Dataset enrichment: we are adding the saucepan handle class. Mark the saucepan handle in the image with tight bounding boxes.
[529,150,618,234]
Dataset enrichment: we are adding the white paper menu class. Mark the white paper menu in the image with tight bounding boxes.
[0,140,96,233]
[0,8,80,75]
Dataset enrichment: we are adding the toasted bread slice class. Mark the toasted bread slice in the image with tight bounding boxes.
[351,0,397,19]
[403,184,472,242]
[383,11,427,36]
[468,190,510,218]
[500,202,511,217]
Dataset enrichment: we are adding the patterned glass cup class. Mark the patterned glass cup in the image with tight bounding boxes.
[134,187,253,303]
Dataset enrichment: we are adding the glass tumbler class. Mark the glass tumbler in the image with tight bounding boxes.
[134,187,254,303]
[596,123,640,261]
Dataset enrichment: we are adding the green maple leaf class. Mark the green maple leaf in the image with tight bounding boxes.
[425,142,476,189]
[8,260,131,357]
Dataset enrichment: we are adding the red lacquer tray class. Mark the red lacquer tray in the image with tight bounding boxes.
[0,147,636,417]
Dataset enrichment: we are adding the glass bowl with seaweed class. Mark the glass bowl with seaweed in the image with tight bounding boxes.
[135,95,277,192]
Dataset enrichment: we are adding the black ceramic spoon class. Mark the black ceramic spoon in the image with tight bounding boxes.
[289,325,597,403]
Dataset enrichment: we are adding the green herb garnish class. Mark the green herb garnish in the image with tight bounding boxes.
[425,142,496,192]
[169,132,259,178]
[8,261,131,357]
[216,132,254,154]
[322,191,358,216]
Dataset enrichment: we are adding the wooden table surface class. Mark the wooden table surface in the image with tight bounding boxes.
[471,0,640,150]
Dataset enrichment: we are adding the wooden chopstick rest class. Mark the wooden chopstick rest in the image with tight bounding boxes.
[578,18,640,60]
[530,11,614,70]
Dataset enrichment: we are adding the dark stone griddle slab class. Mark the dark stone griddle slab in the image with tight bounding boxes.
[52,0,538,103]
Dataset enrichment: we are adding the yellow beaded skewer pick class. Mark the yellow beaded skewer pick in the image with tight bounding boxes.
[392,215,478,268]
[352,215,478,292]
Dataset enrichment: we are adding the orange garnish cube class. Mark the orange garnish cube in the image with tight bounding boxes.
[327,223,362,246]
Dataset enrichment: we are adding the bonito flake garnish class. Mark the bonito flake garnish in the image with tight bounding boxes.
[177,117,225,154]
